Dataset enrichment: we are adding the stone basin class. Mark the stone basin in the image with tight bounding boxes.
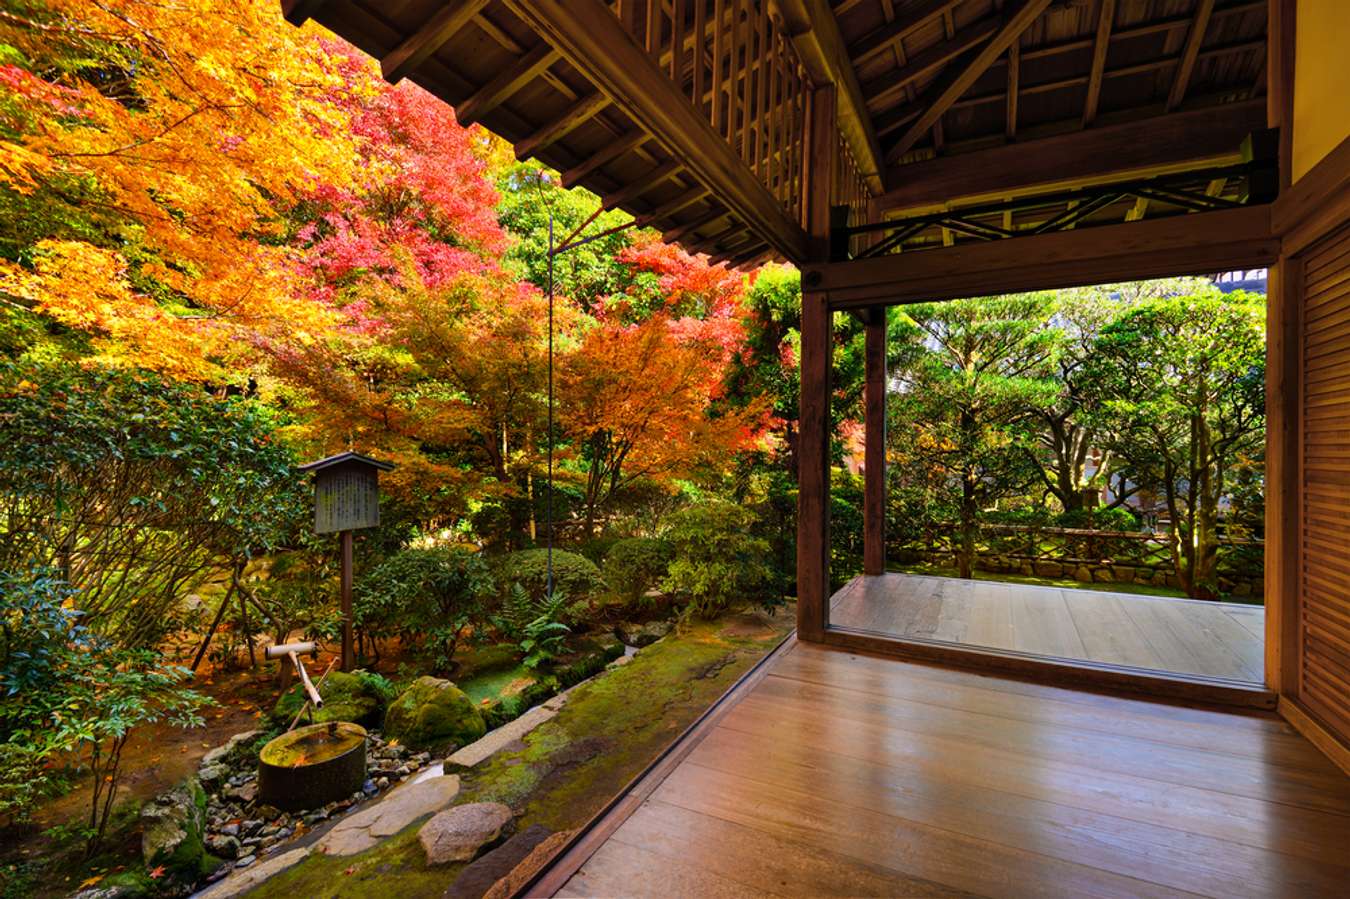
[257,721,367,812]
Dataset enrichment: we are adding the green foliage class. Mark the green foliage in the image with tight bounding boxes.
[662,501,778,618]
[519,588,571,672]
[888,294,1062,577]
[1081,289,1265,597]
[0,570,209,849]
[493,548,605,604]
[601,537,673,606]
[0,360,305,646]
[357,546,495,675]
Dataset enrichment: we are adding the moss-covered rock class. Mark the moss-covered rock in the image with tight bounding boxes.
[140,777,218,881]
[384,676,486,750]
[272,670,389,728]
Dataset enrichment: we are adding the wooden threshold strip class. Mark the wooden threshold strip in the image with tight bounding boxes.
[820,625,1277,711]
[516,631,800,898]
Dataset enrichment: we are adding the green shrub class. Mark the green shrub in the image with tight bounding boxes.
[602,537,673,606]
[492,549,604,603]
[357,546,495,675]
[576,536,620,565]
[662,501,779,618]
[0,360,305,647]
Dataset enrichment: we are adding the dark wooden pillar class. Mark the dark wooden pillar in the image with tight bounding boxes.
[797,84,836,642]
[863,306,886,576]
[340,529,354,671]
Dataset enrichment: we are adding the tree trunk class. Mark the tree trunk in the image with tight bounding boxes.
[958,473,977,579]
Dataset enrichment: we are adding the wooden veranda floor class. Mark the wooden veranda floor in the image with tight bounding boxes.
[546,639,1350,898]
[829,573,1265,684]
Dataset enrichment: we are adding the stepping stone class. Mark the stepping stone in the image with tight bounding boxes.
[418,802,514,865]
[193,847,308,899]
[316,774,461,857]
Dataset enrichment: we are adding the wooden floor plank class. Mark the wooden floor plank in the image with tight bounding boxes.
[745,676,1350,813]
[606,799,974,897]
[771,648,1325,769]
[829,574,1264,683]
[554,644,1350,899]
[680,725,1350,897]
[710,701,1350,870]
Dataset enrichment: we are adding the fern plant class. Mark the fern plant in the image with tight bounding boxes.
[515,586,571,671]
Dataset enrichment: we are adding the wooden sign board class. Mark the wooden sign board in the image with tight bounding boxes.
[298,452,394,535]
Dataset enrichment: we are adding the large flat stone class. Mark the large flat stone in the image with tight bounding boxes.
[418,802,513,865]
[446,704,557,769]
[315,774,461,857]
[192,848,308,899]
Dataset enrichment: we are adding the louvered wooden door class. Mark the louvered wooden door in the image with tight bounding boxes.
[1300,222,1350,741]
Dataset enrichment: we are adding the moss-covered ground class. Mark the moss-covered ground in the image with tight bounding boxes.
[246,605,793,898]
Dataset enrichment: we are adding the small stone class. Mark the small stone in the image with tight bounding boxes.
[236,855,256,868]
[417,802,514,865]
[376,777,389,788]
[241,819,262,836]
[362,780,378,796]
[220,822,240,837]
[198,763,227,787]
[206,835,242,859]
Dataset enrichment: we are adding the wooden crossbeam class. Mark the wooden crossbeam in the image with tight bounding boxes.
[602,160,682,210]
[1167,0,1217,111]
[382,0,490,84]
[876,101,1265,212]
[561,131,650,188]
[808,205,1277,309]
[886,0,1053,164]
[847,0,962,64]
[861,15,1001,112]
[514,92,611,160]
[1083,0,1116,126]
[456,43,560,126]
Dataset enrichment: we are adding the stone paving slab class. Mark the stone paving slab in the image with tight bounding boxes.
[193,848,308,899]
[314,774,461,857]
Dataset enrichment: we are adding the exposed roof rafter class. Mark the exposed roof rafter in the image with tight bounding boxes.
[885,0,1054,165]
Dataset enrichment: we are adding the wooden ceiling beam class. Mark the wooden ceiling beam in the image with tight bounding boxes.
[775,0,886,194]
[514,92,611,160]
[634,188,712,227]
[561,130,650,189]
[885,0,1053,164]
[1006,38,1020,140]
[861,15,1001,112]
[508,0,808,262]
[1082,0,1116,126]
[808,205,1277,309]
[663,208,730,243]
[949,37,1264,113]
[280,0,328,25]
[1167,0,1217,111]
[876,100,1265,213]
[382,0,491,84]
[847,0,963,65]
[601,160,682,210]
[455,43,561,126]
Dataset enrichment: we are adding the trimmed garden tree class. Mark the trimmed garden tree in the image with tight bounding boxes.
[889,295,1062,579]
[1081,289,1265,599]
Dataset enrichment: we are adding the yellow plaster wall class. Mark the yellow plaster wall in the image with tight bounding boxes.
[1292,0,1350,182]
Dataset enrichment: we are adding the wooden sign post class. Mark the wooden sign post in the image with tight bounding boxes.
[298,452,394,672]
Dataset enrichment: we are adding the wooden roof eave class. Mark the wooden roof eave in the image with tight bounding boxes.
[505,0,809,264]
